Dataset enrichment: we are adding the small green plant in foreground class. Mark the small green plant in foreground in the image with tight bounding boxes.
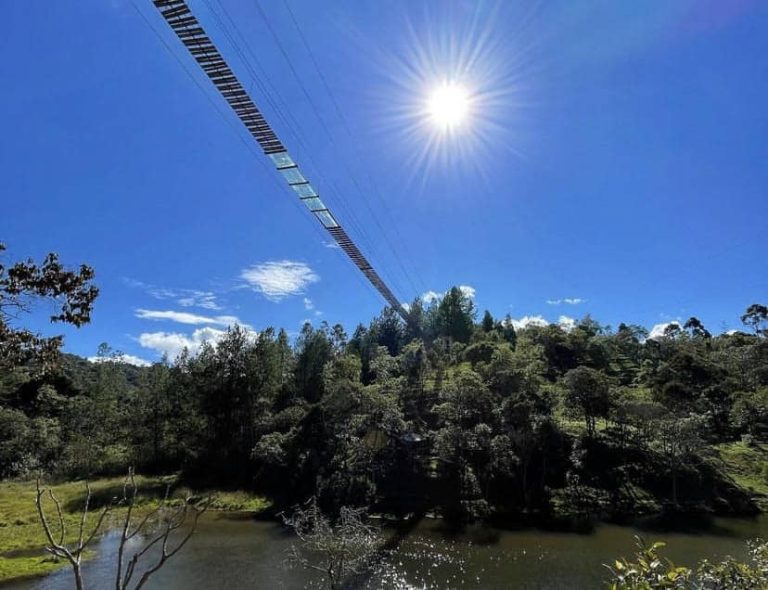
[607,536,768,589]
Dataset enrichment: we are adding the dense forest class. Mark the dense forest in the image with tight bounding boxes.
[3,258,768,522]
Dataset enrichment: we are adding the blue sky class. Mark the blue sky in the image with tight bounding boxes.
[2,0,766,365]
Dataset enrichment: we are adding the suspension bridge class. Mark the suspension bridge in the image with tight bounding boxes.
[147,0,411,319]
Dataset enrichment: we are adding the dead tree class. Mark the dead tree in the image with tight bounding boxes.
[282,498,381,589]
[35,479,113,590]
[114,468,209,590]
[35,468,209,590]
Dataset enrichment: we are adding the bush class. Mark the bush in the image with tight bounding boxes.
[607,537,768,589]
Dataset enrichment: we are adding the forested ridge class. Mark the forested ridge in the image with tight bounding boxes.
[3,285,768,523]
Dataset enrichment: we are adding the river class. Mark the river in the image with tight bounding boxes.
[8,513,768,589]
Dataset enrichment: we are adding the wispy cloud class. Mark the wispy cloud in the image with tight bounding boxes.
[546,297,587,305]
[123,278,222,311]
[176,291,221,310]
[303,298,314,310]
[241,260,319,301]
[135,309,244,328]
[87,353,151,367]
[323,240,341,250]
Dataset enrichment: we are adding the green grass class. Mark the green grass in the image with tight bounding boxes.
[715,441,768,504]
[205,490,272,512]
[0,554,67,582]
[0,476,270,583]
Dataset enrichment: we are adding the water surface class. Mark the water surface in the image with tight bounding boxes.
[8,513,768,589]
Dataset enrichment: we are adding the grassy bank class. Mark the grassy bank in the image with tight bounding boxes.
[716,441,768,510]
[0,475,270,583]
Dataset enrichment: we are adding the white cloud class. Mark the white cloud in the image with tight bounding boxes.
[135,309,243,327]
[323,240,341,250]
[176,291,221,310]
[304,298,323,317]
[558,315,577,332]
[506,315,550,330]
[547,297,587,305]
[421,285,476,305]
[241,260,319,301]
[123,278,222,311]
[137,324,259,360]
[88,354,152,367]
[648,321,681,340]
[138,327,226,360]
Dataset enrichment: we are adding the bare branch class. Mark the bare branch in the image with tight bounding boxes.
[130,499,209,590]
[77,481,91,552]
[35,479,85,590]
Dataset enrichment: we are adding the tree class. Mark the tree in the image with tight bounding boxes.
[683,316,711,339]
[500,314,517,348]
[433,369,497,517]
[434,286,475,344]
[564,366,611,437]
[481,310,495,332]
[132,361,171,470]
[35,469,208,590]
[0,243,98,370]
[369,307,404,356]
[403,297,425,342]
[294,322,333,401]
[282,498,382,589]
[741,303,768,338]
[650,415,704,505]
[663,323,683,340]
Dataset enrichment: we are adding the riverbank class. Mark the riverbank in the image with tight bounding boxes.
[0,476,271,584]
[2,442,766,586]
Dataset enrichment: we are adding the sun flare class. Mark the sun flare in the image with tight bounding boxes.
[427,82,470,130]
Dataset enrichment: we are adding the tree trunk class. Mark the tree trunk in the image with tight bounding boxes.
[73,563,84,590]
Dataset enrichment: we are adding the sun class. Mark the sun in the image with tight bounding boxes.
[427,82,470,130]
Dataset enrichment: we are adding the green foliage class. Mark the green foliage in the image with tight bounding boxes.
[607,538,691,589]
[2,274,768,539]
[433,286,476,344]
[0,476,267,583]
[0,243,98,371]
[742,304,768,338]
[607,537,768,589]
[564,366,612,437]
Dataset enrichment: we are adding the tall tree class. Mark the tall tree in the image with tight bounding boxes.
[481,310,495,332]
[564,366,611,437]
[0,243,98,370]
[683,317,712,339]
[403,297,425,342]
[294,323,333,402]
[742,304,768,338]
[435,287,475,344]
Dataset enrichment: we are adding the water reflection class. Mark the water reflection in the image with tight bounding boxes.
[7,513,768,589]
